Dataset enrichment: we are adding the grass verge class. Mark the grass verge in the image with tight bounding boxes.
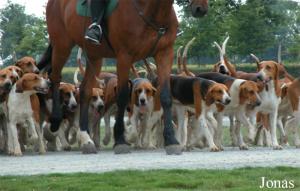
[0,167,298,191]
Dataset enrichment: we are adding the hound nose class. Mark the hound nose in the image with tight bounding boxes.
[97,104,104,112]
[255,100,261,106]
[225,98,231,105]
[257,74,264,81]
[219,65,227,74]
[140,98,146,105]
[34,68,40,74]
[71,104,77,110]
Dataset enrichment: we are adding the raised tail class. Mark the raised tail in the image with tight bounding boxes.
[182,37,196,77]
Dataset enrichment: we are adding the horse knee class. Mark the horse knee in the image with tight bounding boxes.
[117,86,130,108]
[160,88,172,109]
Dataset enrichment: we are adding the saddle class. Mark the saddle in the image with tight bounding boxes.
[76,0,119,18]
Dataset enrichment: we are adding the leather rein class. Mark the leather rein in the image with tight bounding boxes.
[132,0,169,57]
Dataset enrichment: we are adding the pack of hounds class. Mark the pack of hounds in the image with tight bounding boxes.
[0,36,299,156]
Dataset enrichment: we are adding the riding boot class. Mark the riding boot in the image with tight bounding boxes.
[85,0,107,45]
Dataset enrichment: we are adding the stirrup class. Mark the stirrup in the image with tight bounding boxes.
[84,23,102,45]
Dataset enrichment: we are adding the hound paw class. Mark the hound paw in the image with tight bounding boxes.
[273,145,283,150]
[239,144,249,150]
[62,145,72,151]
[8,149,22,156]
[210,146,220,152]
[296,145,300,149]
[102,135,111,146]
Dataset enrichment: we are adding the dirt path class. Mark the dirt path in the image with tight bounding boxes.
[0,147,299,176]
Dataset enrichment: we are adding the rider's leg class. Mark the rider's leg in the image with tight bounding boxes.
[85,0,107,44]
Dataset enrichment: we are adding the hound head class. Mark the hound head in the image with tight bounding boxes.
[213,62,230,75]
[0,69,16,93]
[59,83,78,112]
[239,81,261,107]
[189,0,208,17]
[5,66,23,82]
[206,83,231,106]
[15,57,39,74]
[15,73,50,94]
[132,81,157,113]
[90,88,105,113]
[257,61,279,82]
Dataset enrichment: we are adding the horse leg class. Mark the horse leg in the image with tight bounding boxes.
[155,48,182,155]
[79,58,102,154]
[113,53,132,154]
[50,46,72,132]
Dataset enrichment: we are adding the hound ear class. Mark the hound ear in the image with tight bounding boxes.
[152,87,157,95]
[15,60,21,67]
[205,88,215,106]
[130,88,138,107]
[15,79,24,93]
[239,82,246,104]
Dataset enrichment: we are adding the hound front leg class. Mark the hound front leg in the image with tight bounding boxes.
[270,110,282,150]
[7,122,22,156]
[277,118,288,146]
[58,120,71,151]
[34,122,46,154]
[234,121,248,150]
[126,109,139,145]
[174,106,188,147]
[155,48,181,155]
[197,115,219,152]
[236,111,256,144]
[215,113,224,149]
[103,109,113,146]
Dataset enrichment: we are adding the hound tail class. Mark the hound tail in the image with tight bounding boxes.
[182,37,196,77]
[176,46,183,74]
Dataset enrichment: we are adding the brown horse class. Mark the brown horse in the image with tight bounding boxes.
[38,0,208,154]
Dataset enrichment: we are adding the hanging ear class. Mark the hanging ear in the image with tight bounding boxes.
[130,88,138,106]
[205,86,215,106]
[15,60,22,68]
[15,79,24,93]
[239,82,246,104]
[152,86,157,96]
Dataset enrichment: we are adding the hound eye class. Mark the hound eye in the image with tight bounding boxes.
[92,96,97,101]
[27,63,31,66]
[146,89,151,94]
[66,93,71,98]
[218,90,223,94]
[137,89,142,94]
[1,74,6,78]
[266,66,271,70]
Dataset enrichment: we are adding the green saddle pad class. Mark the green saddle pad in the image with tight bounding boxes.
[76,0,118,18]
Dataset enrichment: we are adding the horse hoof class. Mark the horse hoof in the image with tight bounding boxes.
[114,144,131,154]
[296,145,300,149]
[63,146,72,151]
[273,145,283,150]
[165,145,182,155]
[239,144,249,150]
[82,142,97,154]
[210,146,220,152]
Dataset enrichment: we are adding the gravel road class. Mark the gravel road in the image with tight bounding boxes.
[0,147,299,176]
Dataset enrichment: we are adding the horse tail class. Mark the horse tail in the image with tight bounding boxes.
[37,44,53,72]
